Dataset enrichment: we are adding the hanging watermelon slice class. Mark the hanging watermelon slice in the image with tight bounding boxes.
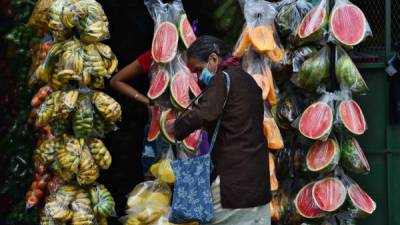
[299,102,333,140]
[294,182,325,219]
[189,74,202,97]
[151,22,179,63]
[298,6,327,42]
[306,138,340,173]
[179,14,196,48]
[182,129,202,153]
[170,71,190,109]
[337,100,366,135]
[312,177,346,212]
[341,137,370,174]
[330,4,367,46]
[147,69,170,100]
[160,109,176,143]
[347,183,376,218]
[147,106,161,142]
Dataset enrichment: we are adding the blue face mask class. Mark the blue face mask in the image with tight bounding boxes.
[199,63,214,86]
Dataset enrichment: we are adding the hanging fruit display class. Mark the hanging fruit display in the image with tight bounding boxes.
[26,0,119,223]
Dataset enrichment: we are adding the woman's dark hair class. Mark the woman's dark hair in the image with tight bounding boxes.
[187,35,231,62]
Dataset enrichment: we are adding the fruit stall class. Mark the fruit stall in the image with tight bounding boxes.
[0,0,399,225]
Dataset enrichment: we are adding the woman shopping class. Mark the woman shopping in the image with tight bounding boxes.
[172,36,271,225]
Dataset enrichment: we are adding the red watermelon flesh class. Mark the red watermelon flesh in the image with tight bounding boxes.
[312,177,346,212]
[338,100,366,135]
[189,74,202,97]
[306,138,339,173]
[348,184,376,216]
[299,102,333,140]
[147,69,170,99]
[183,129,202,152]
[147,106,161,142]
[298,7,326,39]
[170,71,190,109]
[294,182,325,219]
[179,14,196,48]
[331,4,366,46]
[151,22,179,63]
[160,109,176,143]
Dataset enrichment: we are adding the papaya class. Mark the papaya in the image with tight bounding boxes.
[269,153,279,191]
[233,26,251,58]
[264,66,278,105]
[249,25,275,52]
[252,74,270,100]
[267,47,284,63]
[263,117,283,150]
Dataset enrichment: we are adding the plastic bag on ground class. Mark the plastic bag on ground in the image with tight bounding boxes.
[122,180,172,225]
[263,106,284,150]
[329,0,372,47]
[335,46,368,94]
[292,45,330,90]
[150,147,176,184]
[296,0,328,43]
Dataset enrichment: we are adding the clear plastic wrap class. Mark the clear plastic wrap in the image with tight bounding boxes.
[122,180,172,225]
[169,55,192,110]
[83,43,111,81]
[335,90,367,135]
[329,0,372,47]
[79,0,110,43]
[35,138,62,165]
[275,0,313,47]
[55,89,79,120]
[91,91,122,124]
[88,138,112,170]
[89,183,116,218]
[292,45,330,90]
[34,42,63,85]
[54,39,83,83]
[145,0,179,63]
[147,64,171,101]
[44,184,78,222]
[28,0,54,31]
[295,92,336,141]
[57,135,83,174]
[73,94,95,138]
[335,46,368,94]
[291,45,318,73]
[242,51,278,105]
[71,190,96,225]
[296,0,328,43]
[305,137,340,174]
[269,153,279,191]
[47,0,71,41]
[150,147,176,184]
[340,136,370,174]
[77,145,99,185]
[264,106,284,150]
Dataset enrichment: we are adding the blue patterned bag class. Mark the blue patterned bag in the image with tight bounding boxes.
[169,72,231,224]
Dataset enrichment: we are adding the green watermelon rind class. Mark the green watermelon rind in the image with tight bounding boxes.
[330,4,367,47]
[159,109,175,143]
[151,22,179,63]
[299,52,330,89]
[341,138,370,174]
[347,184,376,218]
[170,72,189,110]
[338,100,366,135]
[182,130,201,153]
[306,139,340,173]
[312,177,347,212]
[299,102,333,140]
[336,54,368,94]
[294,182,325,219]
[297,7,328,42]
[147,69,170,100]
[179,14,196,48]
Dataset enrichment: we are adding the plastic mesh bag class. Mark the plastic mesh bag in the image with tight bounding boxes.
[77,145,99,185]
[335,46,368,94]
[44,184,78,222]
[28,0,54,31]
[292,45,330,90]
[71,189,96,225]
[88,183,116,218]
[91,91,122,124]
[329,0,372,47]
[47,0,71,41]
[73,94,95,138]
[88,138,112,170]
[57,135,84,174]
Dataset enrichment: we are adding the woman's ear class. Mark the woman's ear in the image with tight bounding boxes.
[208,53,219,72]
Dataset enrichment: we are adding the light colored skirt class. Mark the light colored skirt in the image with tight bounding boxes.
[204,177,271,225]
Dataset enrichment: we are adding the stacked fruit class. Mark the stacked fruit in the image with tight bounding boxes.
[249,0,377,224]
[26,0,119,224]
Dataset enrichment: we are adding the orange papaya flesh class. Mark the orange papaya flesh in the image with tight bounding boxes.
[263,117,284,150]
[233,26,251,58]
[249,25,275,52]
